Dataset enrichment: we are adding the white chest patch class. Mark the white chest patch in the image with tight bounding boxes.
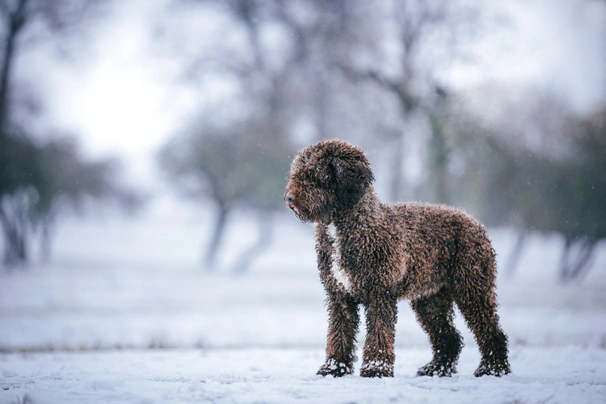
[328,224,352,293]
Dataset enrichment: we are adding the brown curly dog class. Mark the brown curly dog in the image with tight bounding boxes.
[284,139,511,378]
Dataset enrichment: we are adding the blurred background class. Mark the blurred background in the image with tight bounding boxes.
[0,0,605,353]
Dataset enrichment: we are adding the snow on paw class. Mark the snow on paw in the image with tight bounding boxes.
[317,359,353,377]
[474,360,511,377]
[360,360,393,378]
[416,360,457,377]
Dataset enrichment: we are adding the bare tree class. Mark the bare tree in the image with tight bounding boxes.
[156,0,313,271]
[155,0,506,269]
[450,86,606,281]
[158,118,292,271]
[0,133,139,267]
[31,137,140,262]
[339,0,490,202]
[556,107,606,281]
[0,132,35,265]
[0,0,124,267]
[0,0,108,135]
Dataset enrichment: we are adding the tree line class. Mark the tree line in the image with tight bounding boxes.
[154,0,606,280]
[156,0,604,280]
[0,0,137,267]
[1,0,603,281]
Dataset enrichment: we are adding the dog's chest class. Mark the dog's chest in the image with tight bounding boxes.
[327,224,353,293]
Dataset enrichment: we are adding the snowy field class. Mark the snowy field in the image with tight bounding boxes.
[1,208,606,403]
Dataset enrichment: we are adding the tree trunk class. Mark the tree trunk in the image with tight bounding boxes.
[0,27,15,136]
[231,210,274,275]
[204,204,230,271]
[0,209,28,268]
[0,0,28,136]
[559,238,573,281]
[429,113,450,204]
[0,33,15,136]
[39,216,54,263]
[504,230,527,279]
[559,237,598,282]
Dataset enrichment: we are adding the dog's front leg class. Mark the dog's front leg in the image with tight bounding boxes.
[317,292,359,377]
[360,292,397,377]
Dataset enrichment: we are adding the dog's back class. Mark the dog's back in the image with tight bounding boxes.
[389,202,496,301]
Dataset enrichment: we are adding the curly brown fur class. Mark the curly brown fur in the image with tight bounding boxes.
[285,139,511,378]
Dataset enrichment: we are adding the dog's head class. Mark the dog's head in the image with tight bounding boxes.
[284,139,375,223]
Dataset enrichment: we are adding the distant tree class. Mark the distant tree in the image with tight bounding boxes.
[0,0,109,135]
[166,0,386,148]
[451,91,606,282]
[158,0,316,272]
[0,0,131,268]
[30,137,140,262]
[555,107,606,281]
[338,0,495,202]
[158,118,293,271]
[0,131,36,265]
[0,134,140,267]
[156,0,506,269]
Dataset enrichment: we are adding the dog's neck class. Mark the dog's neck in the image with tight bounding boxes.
[331,187,382,230]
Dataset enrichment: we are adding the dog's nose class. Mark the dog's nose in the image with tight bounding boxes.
[285,194,296,204]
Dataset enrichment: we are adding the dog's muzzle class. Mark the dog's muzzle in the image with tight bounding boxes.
[285,193,300,215]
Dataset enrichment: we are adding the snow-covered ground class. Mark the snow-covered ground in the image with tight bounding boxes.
[2,346,605,404]
[1,209,606,403]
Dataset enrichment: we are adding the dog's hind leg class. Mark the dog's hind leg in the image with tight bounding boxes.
[360,293,398,378]
[412,288,463,377]
[453,260,511,377]
[317,292,360,377]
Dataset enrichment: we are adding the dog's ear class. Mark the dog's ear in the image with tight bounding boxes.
[328,153,374,210]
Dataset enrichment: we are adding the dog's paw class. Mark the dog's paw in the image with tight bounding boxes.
[416,360,457,377]
[317,359,353,377]
[360,360,394,378]
[473,360,511,377]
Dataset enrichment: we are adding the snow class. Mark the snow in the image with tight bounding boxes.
[1,211,606,403]
[2,347,605,404]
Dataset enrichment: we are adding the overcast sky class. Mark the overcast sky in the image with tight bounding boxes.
[20,0,606,188]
